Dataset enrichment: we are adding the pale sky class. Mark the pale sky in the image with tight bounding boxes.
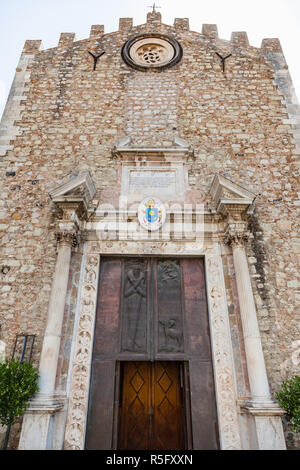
[1,0,300,119]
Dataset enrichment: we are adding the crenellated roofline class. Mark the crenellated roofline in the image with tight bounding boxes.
[20,10,284,58]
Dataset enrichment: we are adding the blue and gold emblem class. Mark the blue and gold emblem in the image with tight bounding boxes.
[146,203,158,223]
[138,197,166,231]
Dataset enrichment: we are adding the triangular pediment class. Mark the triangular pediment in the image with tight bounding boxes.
[210,174,256,212]
[112,135,194,159]
[49,171,96,202]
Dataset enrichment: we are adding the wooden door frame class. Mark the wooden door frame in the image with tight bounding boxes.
[112,360,193,450]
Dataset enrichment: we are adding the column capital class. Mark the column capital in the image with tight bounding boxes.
[224,222,250,247]
[49,172,96,248]
[55,227,80,248]
[224,210,251,246]
[54,205,81,248]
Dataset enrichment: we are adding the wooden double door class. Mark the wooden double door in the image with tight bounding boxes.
[85,257,219,450]
[118,361,186,450]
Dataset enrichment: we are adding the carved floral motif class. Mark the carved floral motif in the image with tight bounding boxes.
[64,251,100,450]
[206,252,242,450]
[55,230,79,248]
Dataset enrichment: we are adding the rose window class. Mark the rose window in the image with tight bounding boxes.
[122,34,183,70]
[137,45,165,64]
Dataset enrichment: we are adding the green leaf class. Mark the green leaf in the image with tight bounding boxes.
[0,358,39,426]
[276,375,300,433]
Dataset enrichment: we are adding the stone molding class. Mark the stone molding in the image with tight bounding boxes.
[64,247,100,450]
[112,139,194,160]
[243,403,285,417]
[24,395,65,415]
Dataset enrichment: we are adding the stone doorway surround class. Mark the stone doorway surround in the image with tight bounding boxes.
[19,171,286,451]
[63,241,242,450]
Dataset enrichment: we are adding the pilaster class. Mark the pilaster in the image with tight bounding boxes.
[225,220,286,449]
[210,175,286,450]
[19,173,96,450]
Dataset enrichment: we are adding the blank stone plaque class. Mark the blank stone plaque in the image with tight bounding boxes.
[121,165,185,202]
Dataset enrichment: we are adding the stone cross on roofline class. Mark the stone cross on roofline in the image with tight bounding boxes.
[148,2,161,13]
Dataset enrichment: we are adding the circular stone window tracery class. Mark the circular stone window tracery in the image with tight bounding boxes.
[122,34,183,71]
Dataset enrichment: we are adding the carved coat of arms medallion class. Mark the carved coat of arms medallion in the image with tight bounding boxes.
[138,196,166,231]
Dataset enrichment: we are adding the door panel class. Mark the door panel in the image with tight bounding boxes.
[156,260,184,354]
[189,360,219,449]
[85,360,116,450]
[118,362,150,450]
[85,257,219,450]
[118,362,185,450]
[182,258,211,358]
[93,258,121,357]
[152,362,185,450]
[121,259,148,354]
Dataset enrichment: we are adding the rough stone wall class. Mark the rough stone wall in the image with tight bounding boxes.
[0,13,299,448]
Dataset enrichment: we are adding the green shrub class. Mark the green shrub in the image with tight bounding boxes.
[0,358,39,426]
[276,375,300,433]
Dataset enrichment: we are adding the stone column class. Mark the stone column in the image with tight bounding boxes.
[19,209,79,450]
[225,215,286,449]
[38,231,77,396]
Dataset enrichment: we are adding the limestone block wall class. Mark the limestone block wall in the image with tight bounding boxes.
[0,12,299,448]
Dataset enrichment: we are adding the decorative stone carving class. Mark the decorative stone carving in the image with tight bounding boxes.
[49,171,96,205]
[210,173,256,215]
[64,249,100,450]
[55,229,80,248]
[224,222,250,247]
[205,249,242,450]
[63,241,242,450]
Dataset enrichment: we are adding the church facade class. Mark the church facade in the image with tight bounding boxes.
[0,10,299,450]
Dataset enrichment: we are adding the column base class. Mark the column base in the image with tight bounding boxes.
[242,400,286,450]
[18,394,65,450]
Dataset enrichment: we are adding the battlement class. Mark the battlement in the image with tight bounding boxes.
[20,13,284,56]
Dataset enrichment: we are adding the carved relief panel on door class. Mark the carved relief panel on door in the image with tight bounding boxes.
[119,258,185,358]
[156,260,184,354]
[86,257,219,450]
[121,259,148,353]
[92,257,210,361]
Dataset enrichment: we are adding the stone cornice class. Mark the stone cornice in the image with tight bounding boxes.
[111,136,194,159]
